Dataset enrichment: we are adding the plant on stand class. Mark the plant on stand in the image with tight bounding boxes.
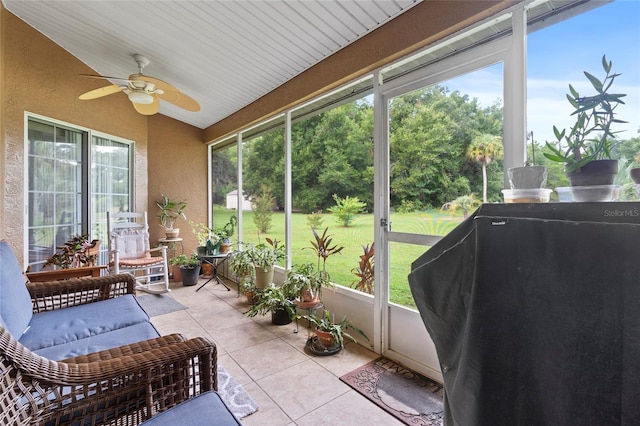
[544,55,627,200]
[229,248,257,303]
[301,309,369,351]
[156,195,187,238]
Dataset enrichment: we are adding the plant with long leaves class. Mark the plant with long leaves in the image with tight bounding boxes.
[351,242,374,294]
[301,310,368,348]
[544,55,627,173]
[307,227,344,280]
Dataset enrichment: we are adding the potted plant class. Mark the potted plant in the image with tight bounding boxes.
[282,263,329,306]
[507,132,548,190]
[217,215,237,253]
[544,55,627,200]
[156,194,187,238]
[229,248,256,302]
[171,253,201,286]
[246,284,296,325]
[301,309,368,351]
[246,238,285,289]
[42,234,100,269]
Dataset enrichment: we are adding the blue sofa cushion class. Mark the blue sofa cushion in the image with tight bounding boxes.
[0,241,34,338]
[34,321,160,360]
[140,391,241,426]
[20,294,150,351]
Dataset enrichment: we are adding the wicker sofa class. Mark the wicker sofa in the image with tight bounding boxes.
[0,241,218,425]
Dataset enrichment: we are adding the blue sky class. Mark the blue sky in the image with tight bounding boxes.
[447,0,640,145]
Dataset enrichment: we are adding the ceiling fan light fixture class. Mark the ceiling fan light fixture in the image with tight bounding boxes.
[127,91,154,104]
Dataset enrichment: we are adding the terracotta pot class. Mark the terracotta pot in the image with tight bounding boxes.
[201,262,214,278]
[315,329,337,349]
[300,288,319,303]
[171,265,182,282]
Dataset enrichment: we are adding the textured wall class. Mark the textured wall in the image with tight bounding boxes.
[0,5,204,264]
[147,115,206,254]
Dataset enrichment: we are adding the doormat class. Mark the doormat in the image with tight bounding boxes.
[136,294,187,317]
[340,357,444,426]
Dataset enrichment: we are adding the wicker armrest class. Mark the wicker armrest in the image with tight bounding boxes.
[26,273,135,313]
[1,327,216,425]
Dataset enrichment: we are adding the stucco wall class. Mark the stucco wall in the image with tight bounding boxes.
[147,115,207,253]
[0,5,205,264]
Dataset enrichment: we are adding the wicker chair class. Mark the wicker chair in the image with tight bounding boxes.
[1,274,217,425]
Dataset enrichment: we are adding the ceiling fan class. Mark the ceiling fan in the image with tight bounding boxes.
[78,54,200,115]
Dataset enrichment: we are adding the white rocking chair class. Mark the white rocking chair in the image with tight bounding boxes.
[107,211,170,294]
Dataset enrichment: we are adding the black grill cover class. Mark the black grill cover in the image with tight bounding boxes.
[408,203,640,426]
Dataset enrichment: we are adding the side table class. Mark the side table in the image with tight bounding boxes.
[158,238,184,259]
[196,253,230,292]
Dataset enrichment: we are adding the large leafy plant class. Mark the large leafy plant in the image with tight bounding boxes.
[544,55,627,173]
[246,285,296,318]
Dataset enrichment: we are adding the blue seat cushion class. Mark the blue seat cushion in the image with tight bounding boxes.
[0,241,34,338]
[140,391,241,425]
[20,295,150,351]
[34,321,160,360]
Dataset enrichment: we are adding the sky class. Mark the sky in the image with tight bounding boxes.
[446,0,640,147]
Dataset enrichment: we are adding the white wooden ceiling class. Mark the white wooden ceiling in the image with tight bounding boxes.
[3,0,420,129]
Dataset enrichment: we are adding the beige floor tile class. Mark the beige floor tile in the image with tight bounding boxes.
[239,382,293,426]
[213,321,279,353]
[231,338,308,381]
[256,359,351,421]
[295,390,404,426]
[308,341,379,377]
[189,306,254,333]
[217,354,253,386]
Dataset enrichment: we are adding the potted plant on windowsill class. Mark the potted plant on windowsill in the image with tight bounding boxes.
[156,194,187,238]
[301,309,369,352]
[544,55,627,201]
[246,284,296,325]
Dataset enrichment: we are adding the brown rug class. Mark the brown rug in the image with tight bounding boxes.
[340,357,444,426]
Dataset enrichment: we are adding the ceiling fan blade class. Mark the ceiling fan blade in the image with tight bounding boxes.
[79,84,123,100]
[132,95,160,115]
[158,90,201,112]
[79,73,131,84]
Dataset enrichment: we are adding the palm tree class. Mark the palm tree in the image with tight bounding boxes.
[467,134,504,202]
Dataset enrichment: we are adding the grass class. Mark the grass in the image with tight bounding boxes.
[213,207,463,309]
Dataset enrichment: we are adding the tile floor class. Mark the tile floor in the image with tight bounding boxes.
[149,278,404,425]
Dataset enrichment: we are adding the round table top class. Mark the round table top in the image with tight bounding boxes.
[158,237,184,243]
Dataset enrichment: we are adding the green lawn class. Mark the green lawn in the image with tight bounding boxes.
[213,207,463,309]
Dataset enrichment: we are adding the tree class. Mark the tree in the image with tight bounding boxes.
[327,194,366,227]
[466,134,504,202]
[251,186,275,233]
